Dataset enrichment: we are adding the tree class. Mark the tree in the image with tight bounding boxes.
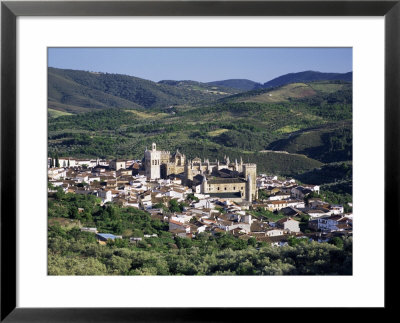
[169,199,181,213]
[247,237,257,247]
[186,193,199,203]
[330,236,344,248]
[55,186,65,200]
[258,189,269,201]
[55,152,60,168]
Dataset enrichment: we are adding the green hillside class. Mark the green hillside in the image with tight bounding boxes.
[225,81,352,106]
[49,99,346,176]
[293,162,352,195]
[262,71,352,88]
[158,79,239,95]
[48,68,237,113]
[267,121,352,163]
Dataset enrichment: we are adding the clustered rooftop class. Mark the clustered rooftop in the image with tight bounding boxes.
[48,143,352,245]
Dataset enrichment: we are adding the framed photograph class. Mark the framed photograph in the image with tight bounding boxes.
[1,0,398,321]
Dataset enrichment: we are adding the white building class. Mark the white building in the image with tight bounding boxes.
[144,143,161,180]
[330,205,344,215]
[109,159,126,171]
[266,229,285,237]
[48,168,66,180]
[317,215,350,232]
[276,217,300,233]
[59,158,76,167]
[98,190,112,203]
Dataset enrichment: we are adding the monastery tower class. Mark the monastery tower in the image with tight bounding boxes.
[243,163,257,200]
[144,142,161,180]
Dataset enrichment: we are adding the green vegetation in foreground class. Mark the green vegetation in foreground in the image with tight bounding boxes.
[48,188,352,275]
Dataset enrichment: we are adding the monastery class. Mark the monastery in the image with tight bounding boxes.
[144,143,258,202]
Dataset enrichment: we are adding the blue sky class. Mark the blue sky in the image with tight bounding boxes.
[48,47,352,83]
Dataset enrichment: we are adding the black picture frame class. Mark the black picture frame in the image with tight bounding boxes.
[1,0,398,321]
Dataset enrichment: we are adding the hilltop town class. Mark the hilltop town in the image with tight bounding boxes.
[48,142,352,247]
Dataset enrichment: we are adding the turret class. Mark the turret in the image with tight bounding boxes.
[185,159,193,183]
[246,174,252,203]
[201,175,208,193]
[243,163,257,201]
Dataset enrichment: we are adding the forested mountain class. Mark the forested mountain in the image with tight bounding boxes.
[48,68,352,114]
[206,79,262,91]
[262,71,352,88]
[157,79,238,95]
[48,68,238,113]
[221,81,352,107]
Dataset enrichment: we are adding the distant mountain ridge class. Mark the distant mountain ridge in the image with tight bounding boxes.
[206,79,262,91]
[48,67,352,114]
[48,67,238,114]
[207,71,352,91]
[262,71,352,88]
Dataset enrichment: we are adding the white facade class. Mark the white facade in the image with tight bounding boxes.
[268,193,290,201]
[144,143,161,180]
[166,190,184,200]
[98,190,112,203]
[330,205,344,215]
[280,218,300,233]
[109,160,126,171]
[266,229,285,237]
[48,168,66,180]
[317,216,348,232]
[59,158,76,167]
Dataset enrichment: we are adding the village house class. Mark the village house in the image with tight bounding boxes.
[168,218,191,234]
[280,206,301,217]
[266,228,285,237]
[48,154,352,247]
[109,159,126,171]
[265,200,289,211]
[59,158,76,167]
[286,200,306,208]
[275,217,300,233]
[306,208,331,219]
[330,204,344,215]
[98,189,112,204]
[268,192,291,201]
[280,185,297,194]
[291,186,313,199]
[48,168,66,180]
[316,215,352,232]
